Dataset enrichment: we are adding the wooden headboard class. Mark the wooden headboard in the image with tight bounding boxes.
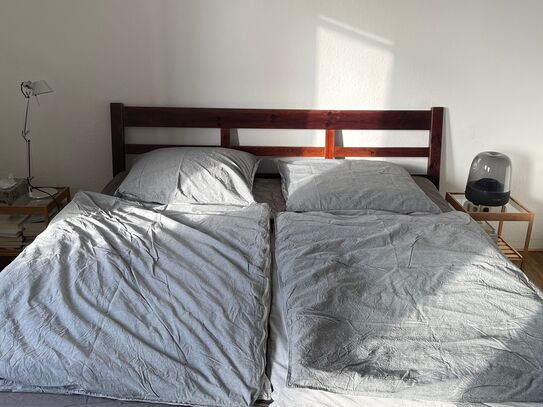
[110,103,444,187]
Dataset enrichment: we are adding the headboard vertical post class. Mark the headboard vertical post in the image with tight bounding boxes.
[220,128,231,147]
[110,103,126,176]
[428,107,444,188]
[325,129,336,159]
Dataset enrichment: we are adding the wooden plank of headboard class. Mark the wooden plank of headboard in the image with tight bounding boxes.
[220,128,231,147]
[428,107,444,188]
[325,129,336,159]
[334,147,429,158]
[121,106,432,130]
[110,103,126,176]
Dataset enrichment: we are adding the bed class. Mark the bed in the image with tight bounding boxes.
[0,104,542,407]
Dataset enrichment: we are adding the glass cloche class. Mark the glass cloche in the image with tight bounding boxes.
[465,151,512,206]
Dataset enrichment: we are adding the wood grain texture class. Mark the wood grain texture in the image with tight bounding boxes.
[123,106,432,130]
[334,147,429,158]
[110,103,126,176]
[428,107,444,188]
[445,193,534,222]
[523,251,543,290]
[445,192,535,270]
[111,103,444,185]
[325,129,335,159]
[220,128,230,147]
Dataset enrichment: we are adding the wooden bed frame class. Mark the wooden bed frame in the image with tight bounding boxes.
[110,103,444,187]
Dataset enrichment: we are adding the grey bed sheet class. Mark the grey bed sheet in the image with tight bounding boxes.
[275,210,543,403]
[0,192,271,407]
[102,174,450,214]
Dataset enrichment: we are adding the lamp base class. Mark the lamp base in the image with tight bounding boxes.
[28,187,58,200]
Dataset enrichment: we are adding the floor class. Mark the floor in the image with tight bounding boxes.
[522,251,543,290]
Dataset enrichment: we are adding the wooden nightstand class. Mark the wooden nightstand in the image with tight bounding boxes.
[0,187,71,261]
[445,192,534,270]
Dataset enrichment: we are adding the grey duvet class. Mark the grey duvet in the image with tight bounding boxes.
[0,192,271,407]
[275,210,543,403]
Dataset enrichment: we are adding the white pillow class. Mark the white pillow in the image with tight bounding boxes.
[278,159,441,214]
[117,147,260,205]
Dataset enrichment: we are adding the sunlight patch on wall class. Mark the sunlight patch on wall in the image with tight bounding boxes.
[319,16,395,47]
[314,16,395,111]
[314,16,397,149]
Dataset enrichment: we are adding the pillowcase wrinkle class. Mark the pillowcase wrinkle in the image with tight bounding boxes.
[278,159,441,214]
[117,147,260,205]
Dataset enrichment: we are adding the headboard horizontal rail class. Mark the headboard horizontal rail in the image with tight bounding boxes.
[334,147,430,158]
[111,103,444,187]
[123,106,432,130]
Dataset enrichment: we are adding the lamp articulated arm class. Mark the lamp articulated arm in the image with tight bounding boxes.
[21,89,33,185]
[20,80,54,195]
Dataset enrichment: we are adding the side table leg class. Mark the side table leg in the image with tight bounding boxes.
[521,219,534,270]
[498,220,504,236]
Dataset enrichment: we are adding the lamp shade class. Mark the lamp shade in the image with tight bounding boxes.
[29,80,53,95]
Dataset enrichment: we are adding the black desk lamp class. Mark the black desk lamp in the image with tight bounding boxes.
[20,80,56,199]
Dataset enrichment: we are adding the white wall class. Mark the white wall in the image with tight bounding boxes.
[1,0,542,248]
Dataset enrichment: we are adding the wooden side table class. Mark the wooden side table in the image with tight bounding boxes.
[0,187,71,259]
[445,192,534,270]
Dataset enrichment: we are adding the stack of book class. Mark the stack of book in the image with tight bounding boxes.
[22,218,48,246]
[0,214,29,250]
